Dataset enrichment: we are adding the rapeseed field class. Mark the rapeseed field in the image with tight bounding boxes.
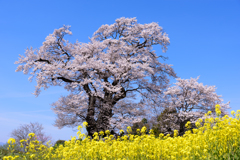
[2,104,240,160]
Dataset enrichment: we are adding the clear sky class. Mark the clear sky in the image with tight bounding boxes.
[0,0,239,145]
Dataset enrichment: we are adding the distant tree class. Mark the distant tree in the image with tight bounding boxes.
[10,122,52,149]
[141,118,148,124]
[15,17,178,140]
[147,76,231,137]
[149,107,178,138]
[126,118,152,137]
[53,139,66,150]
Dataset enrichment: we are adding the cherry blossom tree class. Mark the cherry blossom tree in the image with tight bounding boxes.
[15,17,178,139]
[147,76,231,137]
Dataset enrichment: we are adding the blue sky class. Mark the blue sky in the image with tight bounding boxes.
[0,0,239,145]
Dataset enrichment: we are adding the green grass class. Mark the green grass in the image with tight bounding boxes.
[0,143,24,160]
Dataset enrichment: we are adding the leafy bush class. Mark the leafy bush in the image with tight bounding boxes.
[0,148,8,160]
[53,139,65,151]
[0,143,25,159]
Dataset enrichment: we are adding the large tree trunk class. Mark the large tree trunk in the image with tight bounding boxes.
[84,84,127,141]
[85,96,98,140]
[95,102,115,137]
[85,96,116,140]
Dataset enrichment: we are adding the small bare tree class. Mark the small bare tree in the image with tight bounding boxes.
[10,122,52,150]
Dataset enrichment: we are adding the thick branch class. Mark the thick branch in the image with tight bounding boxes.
[52,76,75,83]
[34,58,51,64]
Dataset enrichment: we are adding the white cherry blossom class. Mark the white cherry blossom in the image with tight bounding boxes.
[15,17,177,139]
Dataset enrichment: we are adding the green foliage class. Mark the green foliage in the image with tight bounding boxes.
[150,107,178,138]
[0,148,8,160]
[53,139,66,150]
[150,107,200,138]
[127,118,152,136]
[55,140,65,145]
[0,143,25,159]
[53,138,85,151]
[141,118,148,124]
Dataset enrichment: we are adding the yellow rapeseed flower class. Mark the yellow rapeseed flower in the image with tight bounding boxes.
[77,125,82,130]
[7,138,16,144]
[140,126,147,134]
[83,121,88,127]
[105,130,110,135]
[93,132,98,136]
[99,131,104,136]
[216,111,221,116]
[185,121,192,129]
[77,131,81,136]
[120,129,124,134]
[192,129,198,134]
[28,133,35,138]
[159,133,164,139]
[173,130,179,137]
[127,126,132,134]
[207,111,212,115]
[223,115,229,119]
[195,121,201,128]
[30,154,35,159]
[233,143,238,148]
[149,129,154,135]
[209,117,214,123]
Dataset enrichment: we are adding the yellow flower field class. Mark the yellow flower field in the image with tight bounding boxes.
[2,104,240,160]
